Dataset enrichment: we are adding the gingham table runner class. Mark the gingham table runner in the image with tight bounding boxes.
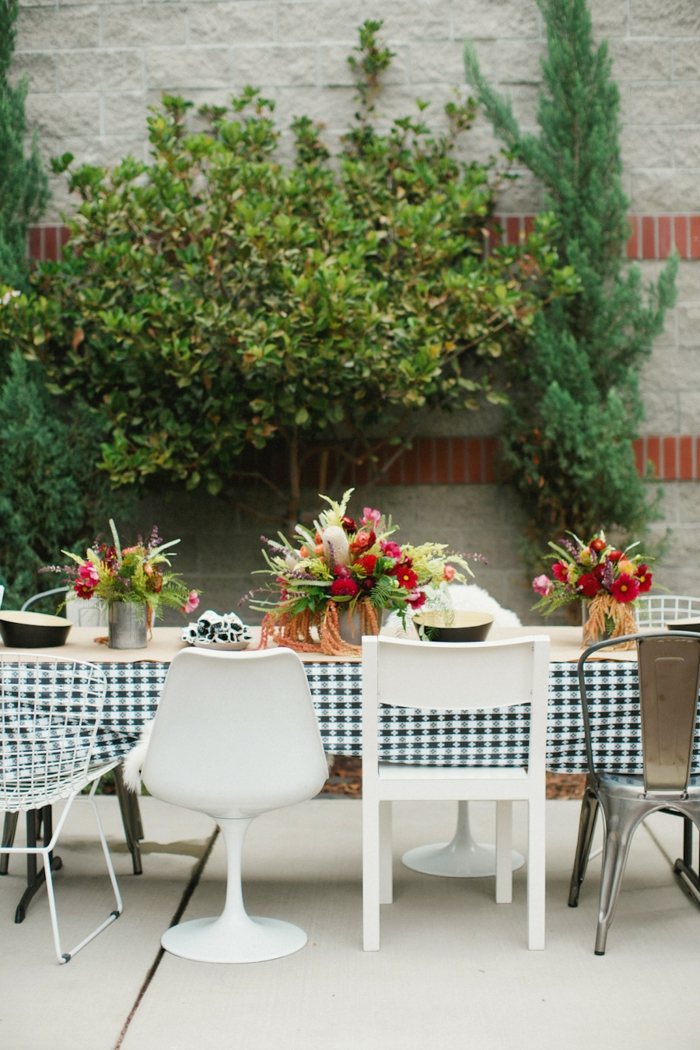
[83,659,700,775]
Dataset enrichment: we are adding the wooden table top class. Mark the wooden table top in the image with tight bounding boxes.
[0,624,639,665]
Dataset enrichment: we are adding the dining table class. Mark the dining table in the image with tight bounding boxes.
[2,624,699,904]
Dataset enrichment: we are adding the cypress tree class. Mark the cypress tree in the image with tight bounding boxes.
[464,0,677,561]
[0,3,129,606]
[0,0,49,292]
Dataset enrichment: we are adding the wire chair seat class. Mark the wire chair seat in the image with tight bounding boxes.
[0,654,122,963]
[0,659,108,811]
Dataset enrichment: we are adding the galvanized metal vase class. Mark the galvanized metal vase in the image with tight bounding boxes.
[108,602,148,649]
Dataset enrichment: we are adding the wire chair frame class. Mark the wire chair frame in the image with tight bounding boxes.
[0,654,123,963]
[635,595,700,628]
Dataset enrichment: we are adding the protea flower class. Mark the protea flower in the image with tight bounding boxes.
[322,525,350,567]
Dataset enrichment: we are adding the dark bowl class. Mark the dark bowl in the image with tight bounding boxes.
[413,610,495,643]
[0,611,72,649]
[666,618,700,633]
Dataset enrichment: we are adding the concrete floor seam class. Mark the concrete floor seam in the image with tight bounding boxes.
[113,826,220,1050]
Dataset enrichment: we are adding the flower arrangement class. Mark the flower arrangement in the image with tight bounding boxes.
[532,530,652,646]
[250,489,477,655]
[49,520,200,623]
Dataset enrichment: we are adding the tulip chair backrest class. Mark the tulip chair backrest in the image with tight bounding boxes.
[142,647,329,820]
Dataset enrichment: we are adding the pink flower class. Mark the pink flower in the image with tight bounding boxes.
[443,564,456,582]
[380,540,401,559]
[182,591,200,614]
[361,507,382,529]
[407,589,427,610]
[551,562,568,582]
[74,563,100,599]
[532,574,554,596]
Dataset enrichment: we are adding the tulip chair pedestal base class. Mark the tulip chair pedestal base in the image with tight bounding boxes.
[161,914,307,964]
[401,801,524,878]
[161,814,310,963]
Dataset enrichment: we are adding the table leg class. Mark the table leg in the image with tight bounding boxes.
[401,801,525,878]
[114,765,144,875]
[673,816,700,908]
[14,806,62,924]
[0,812,18,875]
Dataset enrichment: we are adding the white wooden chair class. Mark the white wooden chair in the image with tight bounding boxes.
[635,594,700,628]
[362,635,550,951]
[0,654,122,963]
[142,646,328,963]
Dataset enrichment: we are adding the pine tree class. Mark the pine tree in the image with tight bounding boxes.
[464,0,677,561]
[0,0,49,292]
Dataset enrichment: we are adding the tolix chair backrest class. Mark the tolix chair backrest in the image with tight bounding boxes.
[578,632,700,795]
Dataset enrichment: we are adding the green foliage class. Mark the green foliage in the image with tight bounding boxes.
[0,0,49,296]
[0,349,134,607]
[4,22,576,531]
[465,0,677,561]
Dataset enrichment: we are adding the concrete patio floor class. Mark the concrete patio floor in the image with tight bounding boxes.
[1,796,698,1050]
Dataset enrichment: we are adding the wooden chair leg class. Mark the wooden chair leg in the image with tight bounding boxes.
[496,801,513,904]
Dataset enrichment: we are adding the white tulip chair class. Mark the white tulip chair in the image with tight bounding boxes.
[143,646,328,964]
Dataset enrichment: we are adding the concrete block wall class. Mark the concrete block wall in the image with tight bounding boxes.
[11,0,700,622]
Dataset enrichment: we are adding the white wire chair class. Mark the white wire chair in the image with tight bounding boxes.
[21,587,108,627]
[0,654,122,963]
[635,595,700,628]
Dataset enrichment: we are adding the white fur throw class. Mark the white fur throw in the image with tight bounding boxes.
[383,582,522,638]
[122,721,154,793]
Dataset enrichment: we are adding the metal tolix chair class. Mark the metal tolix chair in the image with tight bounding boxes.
[568,631,700,955]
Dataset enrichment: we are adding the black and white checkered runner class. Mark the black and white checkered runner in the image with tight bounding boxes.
[80,659,700,775]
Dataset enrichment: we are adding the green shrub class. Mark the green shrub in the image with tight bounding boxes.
[4,23,577,532]
[0,351,133,607]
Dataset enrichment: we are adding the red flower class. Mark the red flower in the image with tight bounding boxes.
[341,515,357,532]
[349,530,376,555]
[635,564,653,592]
[407,590,427,610]
[610,573,640,603]
[552,562,568,582]
[330,578,359,598]
[355,554,377,575]
[333,565,352,579]
[390,559,419,590]
[577,572,601,598]
[608,551,623,562]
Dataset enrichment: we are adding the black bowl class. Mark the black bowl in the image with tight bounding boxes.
[413,610,495,642]
[0,611,72,649]
[666,618,700,633]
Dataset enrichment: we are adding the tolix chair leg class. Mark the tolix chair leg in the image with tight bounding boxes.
[569,787,599,907]
[595,796,647,956]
